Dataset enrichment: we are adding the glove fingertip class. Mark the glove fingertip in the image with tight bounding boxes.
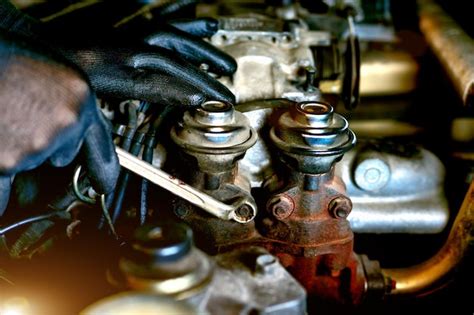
[89,156,120,195]
[210,88,236,105]
[82,121,120,195]
[199,17,218,34]
[170,17,219,38]
[219,57,238,76]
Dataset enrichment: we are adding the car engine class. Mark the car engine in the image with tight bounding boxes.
[0,0,473,314]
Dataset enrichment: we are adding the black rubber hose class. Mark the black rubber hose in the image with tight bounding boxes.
[139,104,172,225]
[98,102,139,229]
[111,131,145,223]
[120,102,139,151]
[139,144,153,225]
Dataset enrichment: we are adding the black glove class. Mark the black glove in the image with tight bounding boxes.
[0,32,120,215]
[54,19,236,106]
[0,0,237,107]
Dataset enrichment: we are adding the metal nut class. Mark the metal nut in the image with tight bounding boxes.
[234,204,255,223]
[329,196,352,219]
[267,195,295,220]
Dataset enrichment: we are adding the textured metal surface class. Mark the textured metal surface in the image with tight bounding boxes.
[239,106,277,188]
[171,101,257,179]
[168,100,368,304]
[209,247,307,315]
[212,16,328,103]
[418,0,474,107]
[170,101,260,246]
[119,223,306,314]
[257,100,369,304]
[239,105,449,234]
[336,141,449,234]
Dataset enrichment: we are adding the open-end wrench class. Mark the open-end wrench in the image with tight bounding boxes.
[115,147,256,223]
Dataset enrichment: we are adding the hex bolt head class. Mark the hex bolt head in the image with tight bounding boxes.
[234,204,255,223]
[255,254,277,275]
[267,195,295,220]
[329,196,352,219]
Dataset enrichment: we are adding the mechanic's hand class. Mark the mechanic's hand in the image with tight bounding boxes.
[53,18,235,107]
[1,0,237,107]
[48,12,236,107]
[0,33,120,215]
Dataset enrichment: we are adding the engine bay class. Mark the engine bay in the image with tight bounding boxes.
[0,0,473,314]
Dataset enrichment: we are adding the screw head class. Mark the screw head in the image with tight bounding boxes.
[329,196,352,219]
[267,195,295,220]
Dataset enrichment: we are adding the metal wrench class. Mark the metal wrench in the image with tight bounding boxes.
[115,147,256,223]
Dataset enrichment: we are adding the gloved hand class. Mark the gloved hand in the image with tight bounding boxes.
[54,18,236,106]
[0,32,120,215]
[0,0,237,107]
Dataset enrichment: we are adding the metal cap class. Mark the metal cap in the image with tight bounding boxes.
[270,101,356,174]
[125,222,193,264]
[171,101,256,151]
[195,101,235,126]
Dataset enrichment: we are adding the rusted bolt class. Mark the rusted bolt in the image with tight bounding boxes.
[267,195,295,220]
[329,196,352,219]
[235,204,255,222]
[255,254,277,275]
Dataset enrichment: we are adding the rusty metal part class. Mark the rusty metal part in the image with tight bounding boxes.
[418,0,474,107]
[116,147,256,223]
[169,101,259,245]
[383,180,474,295]
[171,99,368,304]
[170,101,257,179]
[359,255,391,300]
[257,100,367,303]
[237,103,449,234]
[267,194,295,220]
[329,196,352,219]
[260,169,358,295]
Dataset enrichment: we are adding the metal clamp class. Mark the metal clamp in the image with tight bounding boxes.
[72,166,117,237]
